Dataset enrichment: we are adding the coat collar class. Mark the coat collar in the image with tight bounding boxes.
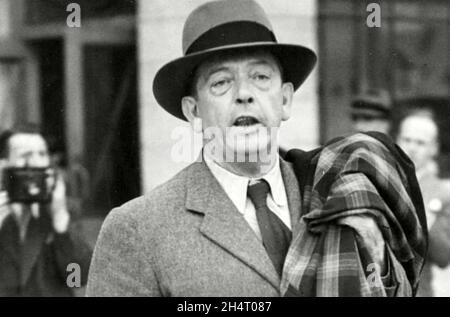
[184,157,301,291]
[280,159,302,235]
[203,153,289,220]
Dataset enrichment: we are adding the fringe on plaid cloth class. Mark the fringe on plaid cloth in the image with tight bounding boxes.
[282,132,428,297]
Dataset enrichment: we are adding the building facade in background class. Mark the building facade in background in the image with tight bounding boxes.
[0,0,140,216]
[0,0,448,214]
[318,0,450,175]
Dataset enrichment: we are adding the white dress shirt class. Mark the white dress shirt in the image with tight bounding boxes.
[204,153,291,240]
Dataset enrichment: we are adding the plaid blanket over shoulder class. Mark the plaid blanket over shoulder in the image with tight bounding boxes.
[282,132,428,297]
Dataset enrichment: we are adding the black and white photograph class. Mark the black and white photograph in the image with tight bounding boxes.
[0,0,449,300]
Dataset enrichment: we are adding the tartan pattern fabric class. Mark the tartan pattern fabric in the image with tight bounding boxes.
[281,132,428,297]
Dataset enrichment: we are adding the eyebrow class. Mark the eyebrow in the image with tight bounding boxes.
[203,66,232,81]
[204,59,275,80]
[247,59,276,70]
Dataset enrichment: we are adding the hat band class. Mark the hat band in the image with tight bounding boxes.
[185,21,277,55]
[352,101,390,116]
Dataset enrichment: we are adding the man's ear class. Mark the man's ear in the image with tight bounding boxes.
[431,140,439,158]
[181,96,202,133]
[0,159,8,187]
[0,159,7,170]
[281,82,294,121]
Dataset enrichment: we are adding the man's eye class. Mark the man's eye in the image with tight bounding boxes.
[253,73,270,81]
[251,72,272,89]
[210,79,232,95]
[212,79,228,88]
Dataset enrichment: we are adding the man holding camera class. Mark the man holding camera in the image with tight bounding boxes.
[0,125,92,296]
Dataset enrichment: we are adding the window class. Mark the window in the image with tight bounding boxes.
[319,0,450,142]
[0,60,26,130]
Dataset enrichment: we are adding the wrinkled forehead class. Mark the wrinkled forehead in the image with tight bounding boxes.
[195,49,283,79]
[8,133,48,154]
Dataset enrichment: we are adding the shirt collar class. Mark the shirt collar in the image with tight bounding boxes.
[203,152,288,214]
[261,158,288,207]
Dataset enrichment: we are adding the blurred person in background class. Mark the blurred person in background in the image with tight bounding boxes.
[47,137,90,220]
[0,124,92,296]
[351,88,392,135]
[396,109,450,297]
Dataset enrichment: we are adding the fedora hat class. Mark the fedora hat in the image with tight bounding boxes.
[351,88,392,119]
[153,0,317,121]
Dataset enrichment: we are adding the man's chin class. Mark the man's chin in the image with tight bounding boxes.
[203,126,279,164]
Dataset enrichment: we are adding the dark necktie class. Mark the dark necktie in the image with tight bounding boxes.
[247,180,292,276]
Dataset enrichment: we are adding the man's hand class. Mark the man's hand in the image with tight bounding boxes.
[337,215,386,275]
[49,175,70,233]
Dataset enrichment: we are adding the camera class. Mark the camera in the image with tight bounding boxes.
[2,166,56,204]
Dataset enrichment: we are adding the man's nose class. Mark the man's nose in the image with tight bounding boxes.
[235,78,254,105]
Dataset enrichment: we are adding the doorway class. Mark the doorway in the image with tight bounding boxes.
[83,45,141,215]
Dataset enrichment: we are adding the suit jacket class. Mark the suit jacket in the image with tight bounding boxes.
[87,159,301,296]
[0,209,93,296]
[416,171,450,297]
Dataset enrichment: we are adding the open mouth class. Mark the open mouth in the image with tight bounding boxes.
[233,116,260,127]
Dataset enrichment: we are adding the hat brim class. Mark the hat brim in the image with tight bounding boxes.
[351,108,390,119]
[153,42,317,121]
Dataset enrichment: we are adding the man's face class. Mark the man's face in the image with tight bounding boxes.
[396,116,438,171]
[6,133,50,168]
[182,51,293,159]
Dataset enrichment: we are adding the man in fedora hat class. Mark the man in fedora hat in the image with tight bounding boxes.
[87,0,425,297]
[351,88,392,135]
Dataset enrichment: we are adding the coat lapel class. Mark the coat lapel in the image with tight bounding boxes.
[185,160,281,290]
[279,159,302,236]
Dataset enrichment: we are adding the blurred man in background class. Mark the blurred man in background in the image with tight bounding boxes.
[396,110,450,296]
[351,88,392,134]
[0,124,92,296]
